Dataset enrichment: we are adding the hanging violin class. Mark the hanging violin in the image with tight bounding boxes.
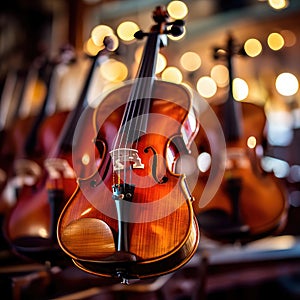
[0,60,46,191]
[57,6,200,283]
[194,33,288,243]
[0,47,76,217]
[4,38,115,264]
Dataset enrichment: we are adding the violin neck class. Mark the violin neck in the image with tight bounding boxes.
[223,54,243,142]
[24,61,57,155]
[119,32,161,143]
[58,53,103,152]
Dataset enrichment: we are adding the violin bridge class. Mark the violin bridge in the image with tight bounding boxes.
[110,148,144,171]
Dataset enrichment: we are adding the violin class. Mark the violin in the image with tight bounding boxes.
[0,58,51,215]
[0,47,76,211]
[0,68,23,190]
[193,33,288,243]
[57,6,200,283]
[0,65,43,173]
[4,39,115,264]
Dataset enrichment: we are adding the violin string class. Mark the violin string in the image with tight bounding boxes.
[130,32,159,149]
[111,32,159,187]
[112,70,141,185]
[127,33,159,187]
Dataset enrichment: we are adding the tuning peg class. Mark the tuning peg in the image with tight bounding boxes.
[134,30,148,40]
[164,20,185,37]
[165,24,184,37]
[168,19,185,27]
[103,34,119,51]
[134,19,185,40]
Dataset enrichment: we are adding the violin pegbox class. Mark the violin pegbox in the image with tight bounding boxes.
[134,5,185,48]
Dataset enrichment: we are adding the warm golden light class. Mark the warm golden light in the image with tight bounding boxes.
[268,0,289,10]
[82,154,90,166]
[247,136,257,149]
[156,53,167,74]
[117,21,139,42]
[134,45,143,63]
[99,59,128,82]
[134,47,167,74]
[196,76,217,98]
[210,64,229,87]
[276,72,299,96]
[84,38,103,56]
[244,38,262,57]
[161,66,183,84]
[180,51,201,72]
[268,32,284,51]
[167,1,188,19]
[233,78,249,101]
[91,25,114,46]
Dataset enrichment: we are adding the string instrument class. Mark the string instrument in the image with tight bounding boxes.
[4,41,112,263]
[0,58,51,214]
[0,68,22,190]
[1,48,76,211]
[0,64,44,177]
[194,33,288,243]
[6,55,53,159]
[57,6,200,283]
[0,68,28,236]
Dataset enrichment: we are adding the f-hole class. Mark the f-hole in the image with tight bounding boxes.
[144,146,168,184]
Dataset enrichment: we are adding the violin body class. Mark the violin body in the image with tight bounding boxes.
[194,100,288,243]
[193,34,288,243]
[57,80,200,279]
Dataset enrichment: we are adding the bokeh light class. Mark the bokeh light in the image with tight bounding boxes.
[233,78,249,101]
[117,21,140,42]
[210,64,229,87]
[91,25,114,46]
[268,0,289,10]
[196,76,217,98]
[167,1,188,19]
[244,38,262,57]
[99,59,128,82]
[275,72,299,96]
[84,38,104,56]
[180,51,201,72]
[267,32,284,51]
[197,152,211,173]
[247,136,257,149]
[161,66,183,84]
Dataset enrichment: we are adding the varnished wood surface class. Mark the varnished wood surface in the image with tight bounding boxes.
[57,81,200,278]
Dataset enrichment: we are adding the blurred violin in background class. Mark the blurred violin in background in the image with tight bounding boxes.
[4,37,116,264]
[0,46,76,204]
[0,59,46,192]
[193,33,288,244]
